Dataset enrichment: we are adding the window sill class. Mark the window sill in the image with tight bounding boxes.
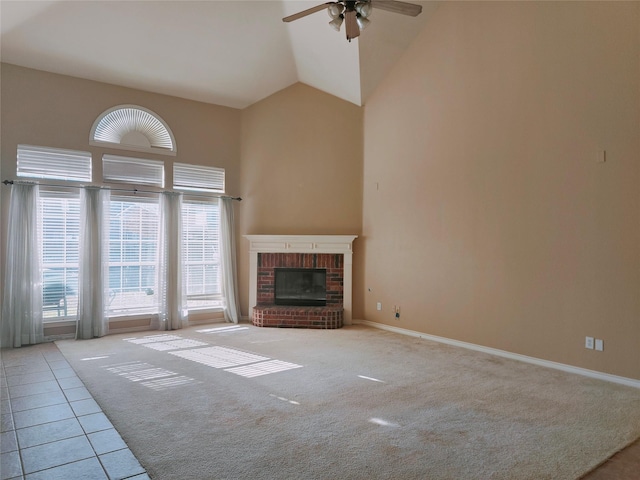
[42,319,76,327]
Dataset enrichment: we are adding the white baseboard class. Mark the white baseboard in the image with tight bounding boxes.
[353,319,640,389]
[45,333,75,342]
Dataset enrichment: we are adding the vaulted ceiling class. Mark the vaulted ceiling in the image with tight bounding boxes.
[0,1,438,109]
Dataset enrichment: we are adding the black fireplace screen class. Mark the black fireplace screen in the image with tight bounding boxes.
[274,268,327,306]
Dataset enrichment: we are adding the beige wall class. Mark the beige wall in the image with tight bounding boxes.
[0,64,241,333]
[238,83,364,316]
[362,2,640,379]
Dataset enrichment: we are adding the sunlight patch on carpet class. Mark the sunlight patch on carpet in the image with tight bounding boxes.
[168,346,269,368]
[124,335,208,351]
[104,362,178,381]
[140,339,208,351]
[197,326,249,334]
[226,360,303,378]
[122,335,303,379]
[124,334,184,344]
[369,417,400,427]
[102,361,199,391]
[358,375,386,383]
[269,393,301,405]
[141,375,201,391]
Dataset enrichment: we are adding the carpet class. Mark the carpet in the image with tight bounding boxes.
[56,324,640,480]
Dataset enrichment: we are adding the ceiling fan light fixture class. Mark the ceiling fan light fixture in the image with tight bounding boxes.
[329,14,344,31]
[355,2,372,18]
[356,15,370,31]
[327,3,344,19]
[283,0,422,42]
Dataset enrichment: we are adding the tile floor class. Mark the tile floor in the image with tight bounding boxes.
[1,342,149,480]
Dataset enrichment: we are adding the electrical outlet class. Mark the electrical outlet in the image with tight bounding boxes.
[595,339,604,351]
[376,302,382,311]
[585,336,594,349]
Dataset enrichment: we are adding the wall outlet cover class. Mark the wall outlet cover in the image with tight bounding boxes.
[595,339,604,351]
[585,336,594,349]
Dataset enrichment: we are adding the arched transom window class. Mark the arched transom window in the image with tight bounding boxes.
[90,105,176,155]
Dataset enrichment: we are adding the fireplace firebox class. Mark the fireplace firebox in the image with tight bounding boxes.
[275,268,326,306]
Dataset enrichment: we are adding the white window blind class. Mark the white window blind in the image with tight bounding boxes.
[39,188,81,320]
[103,155,164,187]
[182,199,223,310]
[93,106,175,151]
[17,145,91,182]
[174,163,225,193]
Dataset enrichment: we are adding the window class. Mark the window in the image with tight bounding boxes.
[101,155,164,316]
[108,195,160,316]
[182,199,223,310]
[39,188,81,321]
[17,145,91,182]
[175,162,225,311]
[16,145,88,322]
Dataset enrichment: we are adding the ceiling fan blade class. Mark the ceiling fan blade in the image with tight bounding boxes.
[283,2,336,22]
[344,10,360,41]
[370,0,422,17]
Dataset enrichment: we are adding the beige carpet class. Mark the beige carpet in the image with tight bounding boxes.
[56,324,640,480]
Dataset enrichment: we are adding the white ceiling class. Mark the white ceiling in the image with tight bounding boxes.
[0,0,438,109]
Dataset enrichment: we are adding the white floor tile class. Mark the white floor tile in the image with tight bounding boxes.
[17,417,84,449]
[21,436,95,474]
[25,457,108,480]
[13,403,75,429]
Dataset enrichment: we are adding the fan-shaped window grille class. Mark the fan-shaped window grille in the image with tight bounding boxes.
[90,105,176,156]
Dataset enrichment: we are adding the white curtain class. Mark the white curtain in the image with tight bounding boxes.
[76,187,109,339]
[1,182,43,348]
[156,191,187,330]
[220,197,241,323]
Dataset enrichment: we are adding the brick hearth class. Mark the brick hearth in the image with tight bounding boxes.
[252,305,343,329]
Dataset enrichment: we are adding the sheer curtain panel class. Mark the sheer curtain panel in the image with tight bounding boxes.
[76,187,110,339]
[156,192,187,330]
[1,182,44,347]
[220,197,241,323]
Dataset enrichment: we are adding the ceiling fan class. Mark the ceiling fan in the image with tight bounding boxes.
[283,0,422,42]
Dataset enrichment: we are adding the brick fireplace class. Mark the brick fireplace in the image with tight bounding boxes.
[245,235,357,328]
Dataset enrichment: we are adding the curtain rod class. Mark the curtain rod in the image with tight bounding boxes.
[2,179,242,201]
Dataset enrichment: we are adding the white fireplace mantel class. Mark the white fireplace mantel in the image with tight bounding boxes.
[244,235,358,325]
